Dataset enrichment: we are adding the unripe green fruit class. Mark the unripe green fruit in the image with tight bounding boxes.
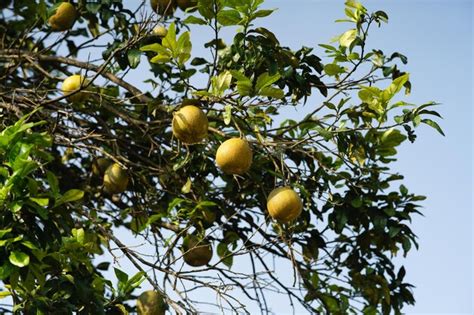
[137,290,167,315]
[150,0,176,16]
[103,163,129,194]
[182,235,213,267]
[176,0,198,11]
[92,158,112,177]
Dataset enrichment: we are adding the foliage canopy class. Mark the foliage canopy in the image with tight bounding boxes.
[0,0,443,314]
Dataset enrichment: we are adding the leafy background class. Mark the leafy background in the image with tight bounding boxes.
[0,2,472,311]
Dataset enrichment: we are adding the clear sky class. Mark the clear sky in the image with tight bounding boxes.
[119,0,473,313]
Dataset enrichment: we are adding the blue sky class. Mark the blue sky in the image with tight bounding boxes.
[117,0,474,313]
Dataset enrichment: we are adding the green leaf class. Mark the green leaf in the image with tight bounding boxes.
[259,87,284,99]
[150,54,172,64]
[46,171,59,197]
[339,29,357,47]
[127,49,141,69]
[176,31,192,65]
[319,44,338,52]
[252,9,275,18]
[9,251,30,268]
[140,43,168,54]
[72,228,85,245]
[0,291,11,299]
[0,263,13,280]
[181,177,192,194]
[255,72,280,92]
[250,27,280,45]
[29,197,49,207]
[315,127,332,141]
[55,189,84,207]
[0,228,12,239]
[162,23,177,53]
[198,0,214,19]
[422,119,445,136]
[21,241,38,250]
[231,71,253,96]
[211,71,232,96]
[183,16,208,25]
[236,81,253,96]
[114,267,128,285]
[124,271,145,293]
[324,64,345,76]
[217,242,233,268]
[217,10,241,26]
[381,128,406,147]
[38,0,48,21]
[224,105,232,125]
[384,73,410,100]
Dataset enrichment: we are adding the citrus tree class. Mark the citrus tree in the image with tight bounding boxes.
[0,0,443,314]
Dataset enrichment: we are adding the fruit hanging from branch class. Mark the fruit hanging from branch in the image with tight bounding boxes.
[215,138,253,175]
[152,25,168,38]
[48,2,77,31]
[176,0,198,11]
[150,0,177,16]
[103,163,129,194]
[91,158,113,177]
[172,105,209,144]
[61,74,88,103]
[267,186,303,223]
[182,234,213,267]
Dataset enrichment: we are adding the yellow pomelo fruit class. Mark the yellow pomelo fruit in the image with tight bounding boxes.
[176,0,198,10]
[103,163,129,194]
[136,290,167,315]
[182,235,213,267]
[91,158,112,176]
[172,105,208,144]
[267,187,303,223]
[48,2,77,31]
[150,0,176,16]
[61,75,88,103]
[215,138,252,175]
[152,25,168,37]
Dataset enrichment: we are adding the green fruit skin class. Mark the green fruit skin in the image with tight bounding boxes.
[103,163,129,194]
[182,235,213,267]
[176,0,198,10]
[92,158,112,176]
[150,0,176,15]
[137,290,167,315]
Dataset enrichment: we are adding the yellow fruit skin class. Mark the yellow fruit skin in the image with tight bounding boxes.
[103,163,129,194]
[48,2,77,31]
[216,138,252,175]
[267,187,303,223]
[182,235,213,267]
[150,0,176,15]
[91,158,112,176]
[172,105,208,144]
[176,0,197,10]
[61,75,88,103]
[137,290,167,315]
[152,25,168,37]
